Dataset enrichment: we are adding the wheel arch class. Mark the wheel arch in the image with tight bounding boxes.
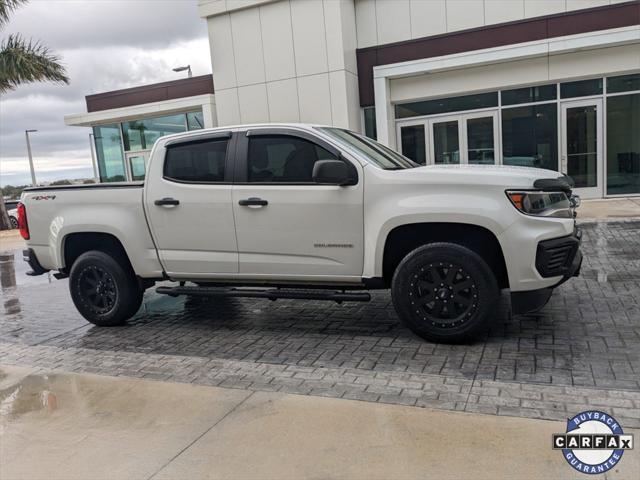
[381,222,509,288]
[62,232,134,276]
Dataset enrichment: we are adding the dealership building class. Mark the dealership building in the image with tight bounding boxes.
[66,0,640,198]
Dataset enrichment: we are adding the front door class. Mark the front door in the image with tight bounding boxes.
[397,111,499,165]
[561,99,603,198]
[232,130,364,280]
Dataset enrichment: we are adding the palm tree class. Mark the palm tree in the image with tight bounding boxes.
[0,0,69,230]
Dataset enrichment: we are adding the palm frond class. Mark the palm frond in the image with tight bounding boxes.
[0,34,69,93]
[0,0,28,28]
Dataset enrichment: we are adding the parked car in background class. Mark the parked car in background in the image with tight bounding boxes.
[7,206,18,229]
[18,124,582,343]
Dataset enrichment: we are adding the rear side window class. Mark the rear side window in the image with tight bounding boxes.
[164,138,228,182]
[247,135,338,183]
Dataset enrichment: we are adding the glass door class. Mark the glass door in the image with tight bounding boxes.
[125,150,150,181]
[464,111,499,165]
[396,110,498,165]
[429,116,461,164]
[561,99,603,198]
[397,121,427,165]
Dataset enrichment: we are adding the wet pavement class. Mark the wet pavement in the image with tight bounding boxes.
[2,365,638,480]
[1,221,639,429]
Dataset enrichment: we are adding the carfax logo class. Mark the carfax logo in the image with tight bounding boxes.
[553,410,634,474]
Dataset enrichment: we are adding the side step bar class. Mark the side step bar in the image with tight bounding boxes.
[155,285,371,303]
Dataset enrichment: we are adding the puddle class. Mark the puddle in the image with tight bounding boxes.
[0,374,59,430]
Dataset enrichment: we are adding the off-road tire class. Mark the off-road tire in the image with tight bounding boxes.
[69,250,143,326]
[391,242,499,343]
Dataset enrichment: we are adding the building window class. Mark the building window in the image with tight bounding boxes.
[129,156,146,181]
[93,124,126,182]
[560,78,603,99]
[164,138,228,183]
[607,73,640,94]
[122,113,188,151]
[363,107,377,140]
[187,111,205,130]
[502,103,557,171]
[607,93,640,195]
[501,84,556,106]
[395,92,498,119]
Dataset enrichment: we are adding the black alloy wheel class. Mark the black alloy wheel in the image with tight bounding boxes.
[392,242,499,343]
[69,250,143,326]
[77,265,118,315]
[409,261,478,328]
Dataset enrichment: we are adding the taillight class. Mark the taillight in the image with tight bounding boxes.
[17,202,29,239]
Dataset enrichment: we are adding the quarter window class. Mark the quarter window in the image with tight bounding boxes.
[247,135,338,183]
[164,138,228,183]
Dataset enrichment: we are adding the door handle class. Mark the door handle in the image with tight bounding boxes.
[238,197,268,207]
[154,197,180,206]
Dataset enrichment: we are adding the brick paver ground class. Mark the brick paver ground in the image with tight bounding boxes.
[1,220,639,426]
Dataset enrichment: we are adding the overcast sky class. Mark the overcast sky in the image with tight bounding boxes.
[0,0,211,187]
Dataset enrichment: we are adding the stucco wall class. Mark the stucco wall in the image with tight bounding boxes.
[204,0,361,129]
[354,0,630,48]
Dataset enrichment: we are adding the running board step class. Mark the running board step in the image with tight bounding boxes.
[155,286,371,303]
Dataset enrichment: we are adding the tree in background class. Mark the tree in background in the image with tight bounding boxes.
[0,0,69,230]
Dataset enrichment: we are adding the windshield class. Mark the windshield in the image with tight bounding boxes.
[317,127,418,170]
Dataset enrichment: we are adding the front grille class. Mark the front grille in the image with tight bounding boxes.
[536,233,580,278]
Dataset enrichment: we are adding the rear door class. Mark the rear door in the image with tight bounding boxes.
[144,132,238,277]
[231,128,364,280]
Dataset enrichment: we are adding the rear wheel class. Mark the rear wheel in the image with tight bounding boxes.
[9,216,18,229]
[69,250,143,326]
[391,243,499,343]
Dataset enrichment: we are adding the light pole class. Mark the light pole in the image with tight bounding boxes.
[25,129,37,186]
[172,65,192,78]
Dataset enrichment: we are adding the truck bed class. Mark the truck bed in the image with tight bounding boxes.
[20,182,163,278]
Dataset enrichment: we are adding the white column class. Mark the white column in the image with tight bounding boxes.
[202,100,218,128]
[373,75,395,149]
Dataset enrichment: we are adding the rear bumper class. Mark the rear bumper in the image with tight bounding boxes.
[23,248,48,276]
[511,228,582,315]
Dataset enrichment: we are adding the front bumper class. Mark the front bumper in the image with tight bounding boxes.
[511,227,582,315]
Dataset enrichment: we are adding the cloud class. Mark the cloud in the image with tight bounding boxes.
[4,0,206,49]
[0,0,211,187]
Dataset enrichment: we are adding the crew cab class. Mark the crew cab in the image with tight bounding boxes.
[18,124,582,343]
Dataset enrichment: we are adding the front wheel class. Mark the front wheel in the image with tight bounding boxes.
[69,250,143,326]
[391,243,499,343]
[9,216,18,229]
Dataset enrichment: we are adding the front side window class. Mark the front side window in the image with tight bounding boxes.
[318,127,416,170]
[247,135,338,183]
[164,138,228,183]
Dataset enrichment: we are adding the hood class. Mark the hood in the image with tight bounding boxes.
[390,164,562,189]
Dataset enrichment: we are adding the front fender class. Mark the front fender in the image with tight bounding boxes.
[363,188,518,278]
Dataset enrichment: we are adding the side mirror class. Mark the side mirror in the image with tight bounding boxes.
[312,160,357,186]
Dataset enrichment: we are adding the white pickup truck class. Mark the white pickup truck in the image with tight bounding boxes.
[18,124,582,343]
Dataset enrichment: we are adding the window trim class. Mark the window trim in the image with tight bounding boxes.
[234,128,358,186]
[162,132,236,185]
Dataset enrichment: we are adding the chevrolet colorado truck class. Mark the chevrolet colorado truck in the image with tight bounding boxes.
[18,124,582,343]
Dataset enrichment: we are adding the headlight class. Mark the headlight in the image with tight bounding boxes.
[506,191,573,218]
